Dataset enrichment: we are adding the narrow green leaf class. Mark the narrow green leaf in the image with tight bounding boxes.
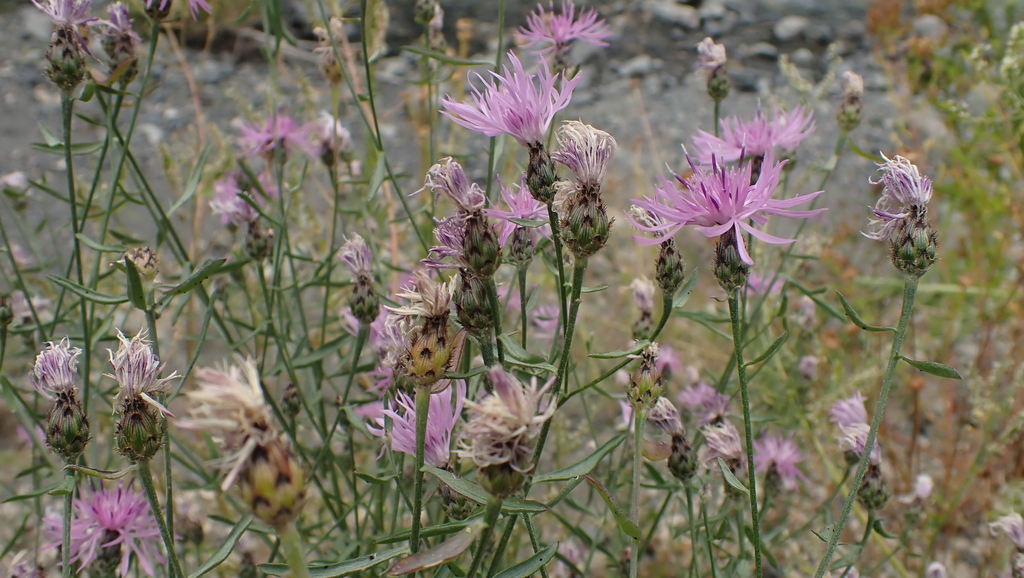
[589,341,648,360]
[31,141,104,156]
[422,465,547,513]
[533,434,626,484]
[716,457,749,495]
[38,122,61,146]
[497,334,557,372]
[443,366,489,380]
[845,138,884,163]
[291,335,348,368]
[743,333,788,368]
[47,274,128,305]
[898,355,963,380]
[3,482,63,503]
[580,284,608,294]
[63,465,136,480]
[376,520,473,544]
[492,543,559,578]
[48,475,77,496]
[872,518,898,539]
[672,269,699,309]
[75,233,127,254]
[402,45,492,66]
[160,259,227,298]
[187,515,253,578]
[507,217,548,228]
[836,292,894,333]
[260,546,410,577]
[169,143,213,216]
[583,475,641,538]
[788,279,844,321]
[386,521,484,575]
[123,257,148,311]
[365,153,387,201]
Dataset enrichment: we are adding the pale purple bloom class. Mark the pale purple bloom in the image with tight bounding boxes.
[423,214,468,270]
[32,338,81,400]
[655,345,687,381]
[630,277,655,314]
[341,307,391,357]
[107,329,177,418]
[693,105,816,164]
[238,113,313,160]
[418,158,485,212]
[627,151,825,265]
[367,381,465,468]
[841,70,864,99]
[338,233,373,277]
[32,0,98,27]
[696,37,727,78]
[925,562,946,578]
[386,270,456,319]
[798,355,819,381]
[441,51,579,147]
[43,484,164,577]
[829,392,868,428]
[648,397,682,435]
[515,0,611,55]
[864,153,934,241]
[702,420,744,466]
[745,272,781,297]
[145,0,210,20]
[991,512,1024,550]
[210,173,258,226]
[753,434,807,491]
[314,111,353,159]
[678,382,729,425]
[898,473,934,504]
[550,121,617,188]
[484,175,550,247]
[0,171,29,191]
[838,422,881,465]
[103,2,140,46]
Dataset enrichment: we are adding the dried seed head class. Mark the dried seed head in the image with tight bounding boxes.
[122,246,159,279]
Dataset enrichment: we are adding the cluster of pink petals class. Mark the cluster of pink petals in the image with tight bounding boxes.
[367,381,465,468]
[44,484,164,577]
[830,392,881,465]
[103,2,140,45]
[441,51,578,147]
[628,151,825,265]
[864,153,933,241]
[484,176,551,246]
[753,434,807,491]
[693,105,815,163]
[210,173,259,226]
[238,113,314,160]
[677,382,729,426]
[32,0,97,27]
[515,0,612,55]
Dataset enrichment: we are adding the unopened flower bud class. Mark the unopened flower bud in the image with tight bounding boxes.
[527,145,558,204]
[628,344,663,413]
[836,71,864,132]
[668,433,698,482]
[123,246,159,279]
[509,226,535,267]
[480,463,526,499]
[560,187,611,259]
[891,215,938,278]
[713,229,750,294]
[350,275,381,326]
[656,238,686,295]
[115,396,164,461]
[245,221,274,261]
[439,467,474,519]
[707,67,730,103]
[313,18,345,85]
[697,38,729,103]
[34,339,90,462]
[455,272,492,336]
[239,437,306,529]
[462,213,502,278]
[101,2,140,84]
[46,25,87,91]
[857,463,889,511]
[145,0,172,22]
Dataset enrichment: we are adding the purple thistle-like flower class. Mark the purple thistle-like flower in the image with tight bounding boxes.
[628,150,825,265]
[696,37,727,78]
[107,329,177,418]
[991,512,1024,550]
[103,2,140,46]
[32,338,81,400]
[864,153,934,241]
[484,175,550,247]
[677,382,729,425]
[656,345,689,382]
[210,173,258,227]
[43,484,164,577]
[418,158,486,212]
[838,422,881,465]
[551,120,617,188]
[692,105,816,164]
[753,434,807,491]
[701,420,744,466]
[338,233,373,277]
[367,381,465,468]
[829,392,868,428]
[440,51,579,148]
[648,397,682,435]
[423,214,468,270]
[515,0,612,55]
[32,0,98,27]
[144,0,210,20]
[238,113,314,160]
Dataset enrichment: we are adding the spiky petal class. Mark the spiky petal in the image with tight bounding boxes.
[515,0,611,55]
[692,105,815,163]
[367,381,465,468]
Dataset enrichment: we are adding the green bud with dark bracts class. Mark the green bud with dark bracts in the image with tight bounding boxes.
[245,221,274,262]
[45,389,91,462]
[628,345,662,413]
[561,188,611,260]
[857,463,889,511]
[707,66,730,103]
[527,145,558,204]
[281,382,300,419]
[440,466,474,519]
[0,295,12,328]
[115,398,163,462]
[462,213,502,278]
[240,438,306,529]
[667,433,698,483]
[509,226,535,268]
[632,312,654,341]
[102,34,139,85]
[480,462,525,499]
[837,97,862,133]
[713,229,750,295]
[350,274,381,325]
[46,25,87,91]
[145,0,172,21]
[891,214,937,278]
[655,238,686,296]
[455,272,492,336]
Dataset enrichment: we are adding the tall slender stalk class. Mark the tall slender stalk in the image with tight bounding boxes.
[61,469,73,578]
[467,496,503,577]
[813,278,920,578]
[517,266,529,349]
[137,460,184,578]
[546,206,569,333]
[409,383,431,553]
[685,484,698,578]
[279,521,313,578]
[727,293,763,578]
[629,410,645,578]
[485,278,505,365]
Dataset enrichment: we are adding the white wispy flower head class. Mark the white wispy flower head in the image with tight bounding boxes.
[551,121,617,188]
[418,157,486,212]
[925,562,946,578]
[841,70,864,98]
[865,153,933,241]
[648,396,682,435]
[838,422,881,465]
[457,366,556,472]
[696,37,727,75]
[108,328,177,417]
[32,338,81,399]
[338,233,372,277]
[702,420,744,465]
[177,357,275,491]
[386,270,456,319]
[897,473,934,504]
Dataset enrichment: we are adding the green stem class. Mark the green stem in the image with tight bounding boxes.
[713,99,721,138]
[487,514,518,577]
[410,384,431,553]
[685,485,698,578]
[840,510,875,578]
[812,277,919,578]
[546,205,569,334]
[651,290,674,341]
[629,410,645,578]
[61,469,73,578]
[342,324,370,405]
[479,337,496,369]
[279,521,312,578]
[485,278,505,366]
[518,266,528,349]
[466,496,503,577]
[727,293,763,578]
[137,460,184,578]
[700,493,719,578]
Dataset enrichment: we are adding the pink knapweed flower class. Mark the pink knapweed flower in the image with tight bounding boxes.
[838,422,881,465]
[696,37,727,78]
[32,0,98,27]
[485,176,550,247]
[103,2,140,46]
[648,397,683,435]
[418,157,486,212]
[630,277,655,314]
[753,434,807,491]
[43,484,164,576]
[693,105,815,164]
[441,51,578,148]
[238,113,313,160]
[829,392,868,427]
[551,120,617,188]
[925,563,946,578]
[516,0,611,56]
[367,381,466,468]
[701,420,744,466]
[423,215,468,270]
[864,153,933,241]
[628,151,824,265]
[145,0,210,19]
[678,382,729,425]
[338,233,373,278]
[32,338,81,400]
[898,473,934,504]
[210,173,258,226]
[107,329,177,418]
